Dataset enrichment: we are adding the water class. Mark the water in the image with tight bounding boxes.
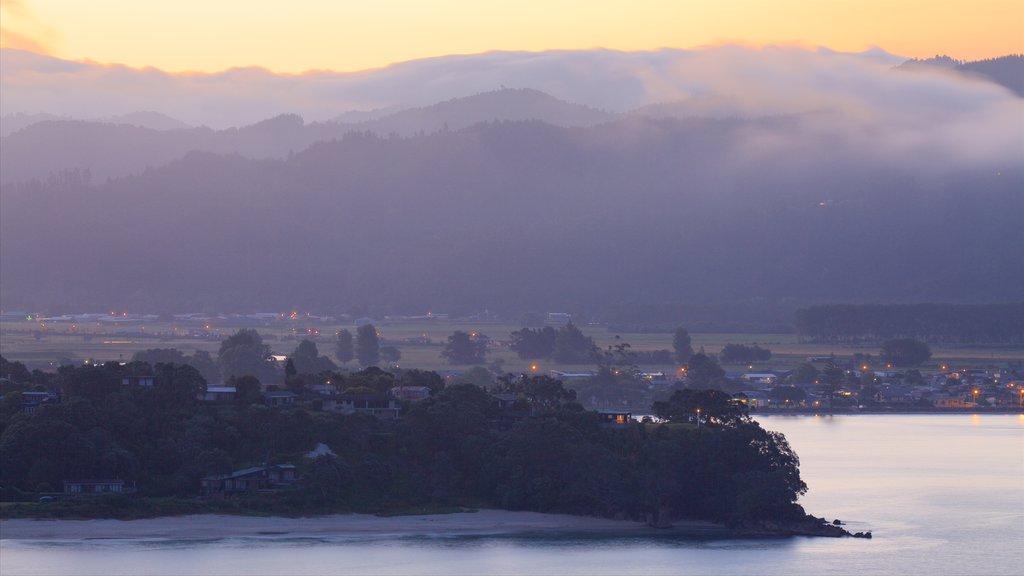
[2,415,1022,576]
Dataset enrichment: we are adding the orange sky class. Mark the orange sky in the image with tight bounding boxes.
[1,0,1022,73]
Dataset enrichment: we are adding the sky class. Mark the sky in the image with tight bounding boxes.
[1,0,1022,73]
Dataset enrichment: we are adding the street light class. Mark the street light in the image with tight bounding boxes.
[696,408,702,432]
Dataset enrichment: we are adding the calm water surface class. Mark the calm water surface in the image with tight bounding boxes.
[3,414,1022,576]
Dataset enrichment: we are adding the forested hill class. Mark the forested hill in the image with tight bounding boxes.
[1,118,1022,314]
[0,89,614,184]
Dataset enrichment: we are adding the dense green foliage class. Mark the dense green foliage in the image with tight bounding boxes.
[510,326,557,359]
[0,360,810,526]
[795,304,1024,343]
[355,324,380,367]
[719,344,772,364]
[879,338,932,367]
[673,328,694,364]
[334,329,355,365]
[440,331,487,364]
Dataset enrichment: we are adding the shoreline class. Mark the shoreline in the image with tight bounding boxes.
[0,510,732,541]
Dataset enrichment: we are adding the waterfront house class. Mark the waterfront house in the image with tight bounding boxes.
[200,464,297,497]
[63,479,132,495]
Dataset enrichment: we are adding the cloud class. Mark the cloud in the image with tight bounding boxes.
[1,44,1021,168]
[0,0,56,54]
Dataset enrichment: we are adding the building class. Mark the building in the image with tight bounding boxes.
[263,391,297,407]
[20,391,58,414]
[391,385,430,401]
[598,411,632,426]
[121,376,155,387]
[63,479,132,495]
[326,393,401,419]
[201,386,236,402]
[200,464,297,497]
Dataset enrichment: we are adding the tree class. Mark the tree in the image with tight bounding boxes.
[789,363,818,385]
[719,344,772,364]
[0,356,32,384]
[673,328,694,364]
[441,331,486,364]
[399,369,445,394]
[685,353,726,388]
[493,374,577,412]
[880,338,932,367]
[652,388,747,426]
[151,363,207,411]
[380,346,401,365]
[769,386,806,406]
[217,329,274,382]
[335,329,354,365]
[459,366,493,387]
[510,326,557,359]
[355,324,380,367]
[229,375,263,406]
[291,339,337,374]
[551,323,596,364]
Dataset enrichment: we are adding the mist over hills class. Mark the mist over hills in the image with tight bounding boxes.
[2,45,1021,317]
[0,89,616,183]
[2,117,1021,316]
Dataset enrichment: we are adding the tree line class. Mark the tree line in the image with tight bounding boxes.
[794,303,1024,343]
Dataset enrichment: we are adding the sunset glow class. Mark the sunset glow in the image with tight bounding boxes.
[2,0,1021,73]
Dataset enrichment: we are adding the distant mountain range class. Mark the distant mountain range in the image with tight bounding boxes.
[2,49,1021,316]
[2,117,1020,315]
[0,89,618,183]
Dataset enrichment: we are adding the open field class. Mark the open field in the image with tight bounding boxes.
[3,319,1022,376]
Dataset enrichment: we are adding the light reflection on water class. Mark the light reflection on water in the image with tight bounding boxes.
[2,415,1022,576]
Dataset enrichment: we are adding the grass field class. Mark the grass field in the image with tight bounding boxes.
[3,319,1022,375]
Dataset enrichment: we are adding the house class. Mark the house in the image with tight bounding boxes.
[200,464,297,497]
[491,393,518,409]
[201,386,236,402]
[934,396,969,408]
[546,312,572,325]
[263,391,297,407]
[63,479,132,495]
[327,393,401,419]
[549,370,594,380]
[20,391,58,414]
[391,385,430,401]
[742,373,779,386]
[121,376,155,387]
[598,411,632,426]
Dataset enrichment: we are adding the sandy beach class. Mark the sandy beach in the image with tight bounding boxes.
[0,510,729,540]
